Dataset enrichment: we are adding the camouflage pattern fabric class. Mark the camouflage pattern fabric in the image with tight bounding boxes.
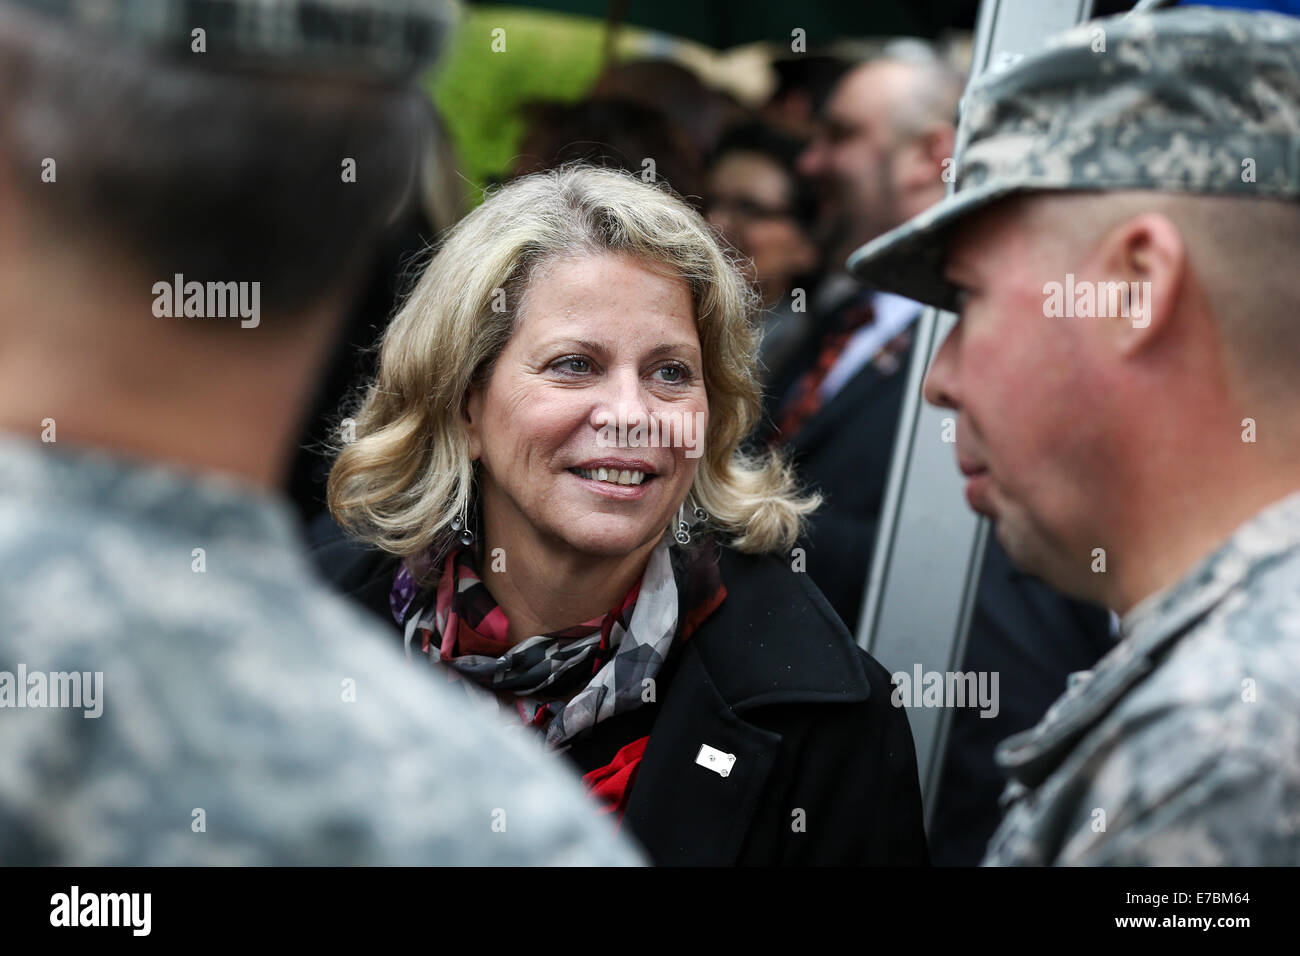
[848,6,1300,311]
[0,436,643,865]
[3,0,457,76]
[983,490,1300,865]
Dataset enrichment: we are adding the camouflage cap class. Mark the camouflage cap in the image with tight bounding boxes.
[847,6,1300,312]
[4,0,457,78]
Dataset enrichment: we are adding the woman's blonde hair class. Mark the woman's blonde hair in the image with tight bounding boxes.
[327,164,819,570]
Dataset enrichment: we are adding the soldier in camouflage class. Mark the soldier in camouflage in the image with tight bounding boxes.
[850,6,1300,865]
[0,0,640,865]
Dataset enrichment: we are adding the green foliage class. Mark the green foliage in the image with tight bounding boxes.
[428,8,614,206]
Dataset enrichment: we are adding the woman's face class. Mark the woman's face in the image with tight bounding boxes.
[706,151,816,302]
[465,253,709,561]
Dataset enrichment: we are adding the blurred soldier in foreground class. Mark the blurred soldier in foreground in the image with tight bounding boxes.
[0,0,639,865]
[851,6,1300,865]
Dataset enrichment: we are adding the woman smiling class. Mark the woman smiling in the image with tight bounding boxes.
[313,165,928,865]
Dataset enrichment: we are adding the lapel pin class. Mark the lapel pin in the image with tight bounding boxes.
[695,743,736,778]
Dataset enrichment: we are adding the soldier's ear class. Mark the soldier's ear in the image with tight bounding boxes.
[1099,211,1185,357]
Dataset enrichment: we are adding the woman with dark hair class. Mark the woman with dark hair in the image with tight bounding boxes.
[705,121,821,384]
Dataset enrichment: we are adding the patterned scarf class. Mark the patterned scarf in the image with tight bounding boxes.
[393,534,724,751]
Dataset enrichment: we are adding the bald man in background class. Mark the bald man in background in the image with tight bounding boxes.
[766,45,969,619]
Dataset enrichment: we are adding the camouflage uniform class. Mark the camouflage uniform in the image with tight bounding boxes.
[0,0,639,866]
[847,7,1300,865]
[984,491,1300,865]
[0,436,641,864]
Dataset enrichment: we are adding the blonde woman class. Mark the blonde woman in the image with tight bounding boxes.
[311,165,928,865]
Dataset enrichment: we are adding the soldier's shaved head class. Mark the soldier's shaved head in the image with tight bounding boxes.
[928,181,1300,612]
[1023,191,1300,411]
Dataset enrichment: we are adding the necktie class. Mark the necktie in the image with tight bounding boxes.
[773,295,876,440]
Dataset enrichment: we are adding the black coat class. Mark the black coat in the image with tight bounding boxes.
[307,519,930,866]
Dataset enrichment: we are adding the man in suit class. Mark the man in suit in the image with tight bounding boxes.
[770,44,963,620]
[766,42,1113,865]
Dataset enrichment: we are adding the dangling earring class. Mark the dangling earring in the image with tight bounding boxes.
[674,498,709,546]
[450,508,475,548]
[674,504,690,545]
